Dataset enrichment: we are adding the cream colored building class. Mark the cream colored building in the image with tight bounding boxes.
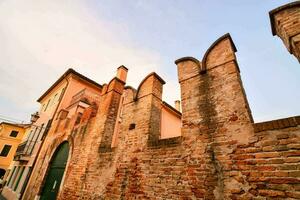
[0,122,30,182]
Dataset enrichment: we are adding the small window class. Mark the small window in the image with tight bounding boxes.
[9,130,19,137]
[0,145,12,157]
[75,113,83,125]
[59,88,66,101]
[129,123,136,130]
[52,93,58,105]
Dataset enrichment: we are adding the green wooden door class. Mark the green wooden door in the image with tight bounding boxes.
[40,142,69,200]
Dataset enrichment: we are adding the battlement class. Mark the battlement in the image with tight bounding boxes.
[270,1,300,62]
[23,3,300,199]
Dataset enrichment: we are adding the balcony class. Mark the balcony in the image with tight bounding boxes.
[69,89,100,108]
[14,140,37,161]
[69,89,89,106]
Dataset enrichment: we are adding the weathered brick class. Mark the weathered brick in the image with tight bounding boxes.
[255,152,280,158]
[19,4,300,199]
[258,189,285,197]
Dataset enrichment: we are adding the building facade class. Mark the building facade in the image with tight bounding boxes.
[0,122,30,182]
[2,69,102,200]
[2,2,300,199]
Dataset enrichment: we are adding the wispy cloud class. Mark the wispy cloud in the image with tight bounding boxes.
[0,0,179,121]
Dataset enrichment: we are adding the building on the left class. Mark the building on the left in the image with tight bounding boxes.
[0,122,31,185]
[1,68,103,200]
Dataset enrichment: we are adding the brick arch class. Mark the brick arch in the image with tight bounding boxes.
[123,86,136,104]
[101,77,126,95]
[201,33,237,72]
[134,72,165,100]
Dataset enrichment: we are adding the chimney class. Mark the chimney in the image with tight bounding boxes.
[175,100,181,112]
[116,65,128,83]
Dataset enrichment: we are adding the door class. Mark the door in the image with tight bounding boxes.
[40,142,69,200]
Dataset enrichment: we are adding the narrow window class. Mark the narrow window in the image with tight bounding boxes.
[52,93,58,105]
[0,145,12,157]
[75,113,83,125]
[41,104,45,112]
[44,99,51,111]
[6,166,16,187]
[129,123,136,130]
[59,88,66,102]
[9,130,19,137]
[14,166,25,191]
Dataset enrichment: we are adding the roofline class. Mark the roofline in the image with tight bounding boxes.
[37,68,103,102]
[0,122,31,128]
[118,65,128,71]
[174,57,201,66]
[269,1,300,36]
[162,101,182,117]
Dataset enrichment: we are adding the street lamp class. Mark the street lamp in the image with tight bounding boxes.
[30,112,40,123]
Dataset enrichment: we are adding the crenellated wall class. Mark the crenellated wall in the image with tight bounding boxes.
[22,4,300,198]
[270,1,300,62]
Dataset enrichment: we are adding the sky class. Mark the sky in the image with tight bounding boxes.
[0,0,299,123]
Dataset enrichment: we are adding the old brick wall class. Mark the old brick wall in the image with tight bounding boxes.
[23,27,300,200]
[102,34,299,200]
[24,33,300,200]
[270,1,300,62]
[231,117,300,199]
[61,34,299,199]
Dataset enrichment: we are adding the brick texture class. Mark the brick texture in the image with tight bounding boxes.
[270,1,300,62]
[23,5,300,199]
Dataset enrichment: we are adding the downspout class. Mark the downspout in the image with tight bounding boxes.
[20,76,70,200]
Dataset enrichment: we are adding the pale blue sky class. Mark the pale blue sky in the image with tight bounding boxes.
[0,0,299,123]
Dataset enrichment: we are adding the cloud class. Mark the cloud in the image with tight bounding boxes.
[0,0,179,121]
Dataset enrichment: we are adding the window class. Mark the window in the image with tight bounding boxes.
[52,93,58,105]
[129,123,136,130]
[14,166,24,191]
[75,113,83,125]
[59,88,66,101]
[0,145,12,157]
[6,166,16,187]
[41,104,45,112]
[44,99,51,111]
[9,130,19,137]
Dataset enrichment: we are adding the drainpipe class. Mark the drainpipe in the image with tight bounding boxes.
[20,76,70,200]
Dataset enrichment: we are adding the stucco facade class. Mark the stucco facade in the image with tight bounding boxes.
[2,69,102,200]
[0,123,30,181]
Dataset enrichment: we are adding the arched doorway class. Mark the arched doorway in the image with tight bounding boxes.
[40,142,69,200]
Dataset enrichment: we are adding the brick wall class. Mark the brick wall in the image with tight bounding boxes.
[270,1,300,62]
[23,14,300,200]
